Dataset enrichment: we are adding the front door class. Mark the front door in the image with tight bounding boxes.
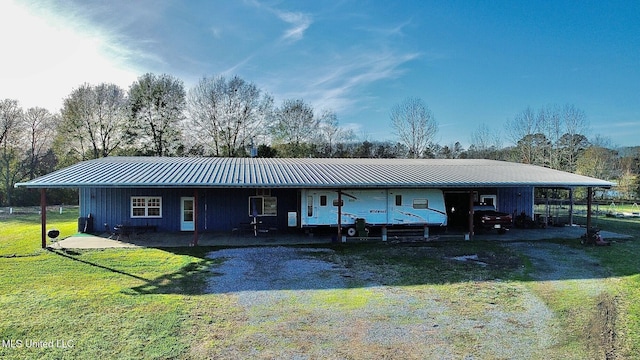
[180,197,195,231]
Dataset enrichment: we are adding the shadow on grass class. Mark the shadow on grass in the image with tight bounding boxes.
[47,246,218,295]
[48,247,150,282]
[47,220,640,296]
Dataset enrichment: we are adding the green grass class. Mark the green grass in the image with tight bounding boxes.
[1,208,639,358]
[0,208,216,359]
[0,209,78,255]
[570,214,640,358]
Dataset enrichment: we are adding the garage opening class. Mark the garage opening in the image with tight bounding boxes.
[444,191,471,232]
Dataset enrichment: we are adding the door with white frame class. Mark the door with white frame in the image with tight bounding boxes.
[180,197,195,231]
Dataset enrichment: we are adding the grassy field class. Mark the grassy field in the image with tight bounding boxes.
[1,208,639,359]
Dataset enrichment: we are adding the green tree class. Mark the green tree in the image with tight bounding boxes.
[576,146,619,180]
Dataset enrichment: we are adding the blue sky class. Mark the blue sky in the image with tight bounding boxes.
[1,0,639,147]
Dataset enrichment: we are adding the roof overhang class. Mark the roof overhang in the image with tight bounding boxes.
[16,157,614,190]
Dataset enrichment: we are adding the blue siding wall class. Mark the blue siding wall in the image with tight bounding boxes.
[80,187,299,233]
[470,187,535,218]
[78,186,533,233]
[497,187,534,218]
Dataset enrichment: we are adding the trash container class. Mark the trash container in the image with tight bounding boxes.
[78,216,94,233]
[355,218,368,237]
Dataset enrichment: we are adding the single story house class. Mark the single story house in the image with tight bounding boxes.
[16,157,613,247]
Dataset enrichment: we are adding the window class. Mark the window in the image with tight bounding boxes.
[131,196,162,218]
[395,195,402,206]
[412,199,428,209]
[480,195,496,206]
[320,195,327,206]
[307,196,313,217]
[332,199,344,207]
[249,196,277,217]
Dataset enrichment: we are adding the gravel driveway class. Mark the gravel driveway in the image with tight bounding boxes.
[203,245,578,359]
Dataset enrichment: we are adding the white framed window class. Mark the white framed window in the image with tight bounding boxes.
[480,195,496,206]
[131,196,162,218]
[249,196,277,217]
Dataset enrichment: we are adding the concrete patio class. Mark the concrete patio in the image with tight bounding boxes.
[50,225,633,249]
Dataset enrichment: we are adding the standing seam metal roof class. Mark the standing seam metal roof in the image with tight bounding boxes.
[15,157,614,189]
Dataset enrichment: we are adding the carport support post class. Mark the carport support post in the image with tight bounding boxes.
[586,186,593,233]
[40,188,47,249]
[193,189,199,246]
[337,190,343,242]
[468,190,474,239]
[569,188,574,226]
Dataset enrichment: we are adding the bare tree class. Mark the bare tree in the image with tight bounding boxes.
[390,97,438,158]
[0,99,24,205]
[0,99,21,147]
[60,83,129,161]
[271,99,317,144]
[506,104,590,170]
[270,99,321,157]
[468,123,503,159]
[537,105,561,169]
[317,110,355,157]
[129,73,186,156]
[187,75,272,157]
[506,107,542,165]
[559,104,589,172]
[23,107,57,179]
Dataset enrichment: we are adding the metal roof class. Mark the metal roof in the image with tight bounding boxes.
[16,157,614,189]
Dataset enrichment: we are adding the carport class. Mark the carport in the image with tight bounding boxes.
[16,157,614,248]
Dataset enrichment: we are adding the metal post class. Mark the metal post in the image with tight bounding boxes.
[468,190,474,239]
[337,190,343,242]
[193,189,199,246]
[40,189,47,249]
[569,188,574,226]
[586,187,593,234]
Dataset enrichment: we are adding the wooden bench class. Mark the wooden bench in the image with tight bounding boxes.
[111,224,157,240]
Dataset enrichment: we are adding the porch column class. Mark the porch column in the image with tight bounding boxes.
[569,188,574,226]
[468,190,474,239]
[586,187,593,233]
[40,188,47,249]
[193,189,199,246]
[337,190,343,242]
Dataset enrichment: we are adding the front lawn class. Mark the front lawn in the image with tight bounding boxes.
[1,208,638,359]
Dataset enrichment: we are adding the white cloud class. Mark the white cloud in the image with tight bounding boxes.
[295,50,421,114]
[0,1,140,112]
[276,11,312,42]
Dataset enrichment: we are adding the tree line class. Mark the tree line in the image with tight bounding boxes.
[1,73,639,206]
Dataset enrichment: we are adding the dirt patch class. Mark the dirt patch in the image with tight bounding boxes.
[507,241,619,359]
[200,246,563,359]
[587,293,618,360]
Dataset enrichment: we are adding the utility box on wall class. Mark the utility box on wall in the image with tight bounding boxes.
[288,212,297,227]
